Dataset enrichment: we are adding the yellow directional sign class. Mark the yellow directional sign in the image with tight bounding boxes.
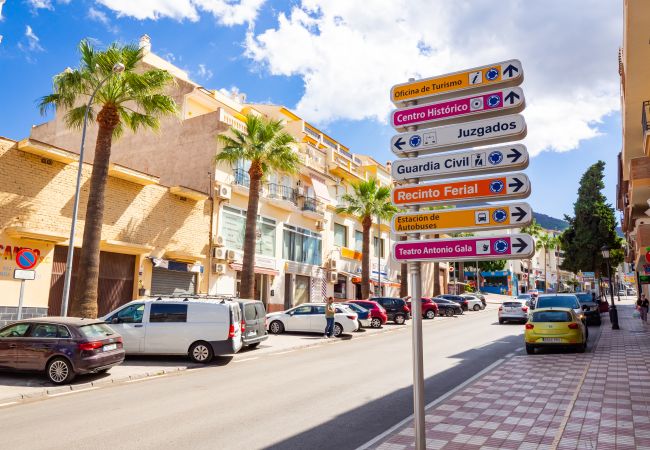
[391,59,523,106]
[391,203,532,234]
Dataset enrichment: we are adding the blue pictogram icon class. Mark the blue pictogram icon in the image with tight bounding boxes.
[409,135,422,148]
[489,180,504,193]
[493,239,509,254]
[486,68,499,81]
[487,94,501,108]
[488,151,503,165]
[492,209,507,223]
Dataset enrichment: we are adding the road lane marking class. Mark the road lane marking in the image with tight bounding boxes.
[514,347,524,352]
[356,358,506,450]
[0,401,18,408]
[274,350,296,355]
[234,357,259,363]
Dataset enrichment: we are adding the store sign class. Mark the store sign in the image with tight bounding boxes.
[340,247,362,261]
[640,275,650,284]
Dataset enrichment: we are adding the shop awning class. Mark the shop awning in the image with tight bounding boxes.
[229,263,279,276]
[310,175,331,203]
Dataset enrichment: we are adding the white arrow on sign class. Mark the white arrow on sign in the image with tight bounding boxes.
[391,87,525,131]
[391,114,527,157]
[391,144,528,181]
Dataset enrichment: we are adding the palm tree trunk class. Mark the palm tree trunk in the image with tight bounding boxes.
[72,106,119,318]
[544,249,548,293]
[240,161,263,300]
[399,235,408,297]
[362,215,372,299]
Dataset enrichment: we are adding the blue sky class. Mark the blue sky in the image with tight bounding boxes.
[0,0,623,222]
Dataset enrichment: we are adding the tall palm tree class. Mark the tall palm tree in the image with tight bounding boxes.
[536,232,559,293]
[521,219,543,291]
[337,178,398,299]
[39,40,177,318]
[215,113,298,299]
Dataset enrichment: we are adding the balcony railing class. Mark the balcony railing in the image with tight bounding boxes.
[267,183,297,204]
[302,197,324,214]
[233,168,250,188]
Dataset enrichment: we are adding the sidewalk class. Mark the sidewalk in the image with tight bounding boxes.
[365,299,650,450]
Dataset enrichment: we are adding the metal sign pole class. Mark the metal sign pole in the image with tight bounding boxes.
[17,279,26,320]
[405,85,425,450]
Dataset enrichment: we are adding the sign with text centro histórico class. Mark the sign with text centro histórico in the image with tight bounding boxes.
[391,59,523,105]
[391,87,525,131]
[392,173,530,207]
[392,234,535,263]
[391,144,528,181]
[391,202,532,235]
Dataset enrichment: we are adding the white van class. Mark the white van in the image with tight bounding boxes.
[102,298,242,363]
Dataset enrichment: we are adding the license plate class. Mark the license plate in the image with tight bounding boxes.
[543,338,561,343]
[103,343,117,352]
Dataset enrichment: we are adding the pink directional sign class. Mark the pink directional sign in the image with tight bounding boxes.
[391,87,524,131]
[392,233,535,263]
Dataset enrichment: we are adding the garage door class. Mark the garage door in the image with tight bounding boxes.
[151,267,196,296]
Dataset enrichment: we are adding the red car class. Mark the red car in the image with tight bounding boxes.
[407,297,439,319]
[348,300,388,328]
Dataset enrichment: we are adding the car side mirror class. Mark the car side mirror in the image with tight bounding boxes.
[111,317,120,324]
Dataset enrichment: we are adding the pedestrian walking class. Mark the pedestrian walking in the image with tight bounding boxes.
[324,296,336,338]
[638,294,649,324]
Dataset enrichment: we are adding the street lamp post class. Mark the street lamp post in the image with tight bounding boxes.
[60,63,125,317]
[601,245,620,330]
[377,214,381,296]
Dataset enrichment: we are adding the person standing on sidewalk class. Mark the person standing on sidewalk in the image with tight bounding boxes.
[638,294,649,324]
[324,296,335,338]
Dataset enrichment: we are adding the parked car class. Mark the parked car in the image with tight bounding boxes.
[236,299,269,349]
[535,294,585,326]
[344,302,372,328]
[498,300,529,324]
[438,294,469,311]
[103,298,243,363]
[517,294,534,309]
[528,289,540,299]
[459,294,485,311]
[573,293,601,326]
[524,307,587,354]
[0,317,125,384]
[431,297,463,316]
[371,297,411,324]
[266,303,358,337]
[406,297,439,319]
[347,300,387,328]
[627,288,637,296]
[617,289,626,297]
[471,293,488,308]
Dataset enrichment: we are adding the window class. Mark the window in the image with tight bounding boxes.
[313,305,325,314]
[79,323,116,339]
[244,304,257,321]
[373,237,385,258]
[292,305,312,315]
[0,323,30,338]
[110,303,145,324]
[334,223,347,247]
[355,231,363,252]
[222,206,276,257]
[283,225,322,265]
[150,304,188,323]
[58,326,71,338]
[334,274,347,298]
[532,311,572,323]
[254,303,266,318]
[30,324,58,338]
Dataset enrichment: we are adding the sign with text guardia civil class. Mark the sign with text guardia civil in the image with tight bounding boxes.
[391,59,523,106]
[391,114,526,157]
[391,144,528,182]
[392,234,535,263]
[391,87,525,131]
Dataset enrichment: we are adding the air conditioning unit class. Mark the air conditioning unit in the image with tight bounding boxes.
[212,263,227,274]
[216,184,232,200]
[328,259,339,271]
[213,248,228,260]
[316,220,325,231]
[329,272,338,283]
[215,235,225,247]
[226,249,236,260]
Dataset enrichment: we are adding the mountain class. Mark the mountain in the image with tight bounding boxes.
[533,212,569,231]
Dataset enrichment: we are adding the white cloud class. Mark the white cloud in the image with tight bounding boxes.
[26,0,53,10]
[88,6,118,32]
[0,0,6,20]
[96,0,265,25]
[18,25,43,52]
[197,63,214,81]
[245,0,622,156]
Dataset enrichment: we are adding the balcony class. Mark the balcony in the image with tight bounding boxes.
[301,197,325,219]
[266,183,297,211]
[231,168,250,196]
[327,148,365,181]
[220,108,247,133]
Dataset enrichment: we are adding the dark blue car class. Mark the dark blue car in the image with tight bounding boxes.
[342,302,371,329]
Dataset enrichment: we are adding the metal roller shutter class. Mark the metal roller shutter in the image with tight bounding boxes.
[151,267,196,296]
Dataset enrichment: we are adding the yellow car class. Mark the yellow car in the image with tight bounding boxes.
[524,307,587,354]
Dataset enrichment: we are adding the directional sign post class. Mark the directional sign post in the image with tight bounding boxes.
[393,234,535,263]
[392,203,532,234]
[391,144,528,181]
[391,114,527,157]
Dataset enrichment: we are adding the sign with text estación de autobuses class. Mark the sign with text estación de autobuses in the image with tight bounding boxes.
[391,59,523,105]
[392,234,535,263]
[391,202,532,235]
[392,173,530,207]
[391,87,525,131]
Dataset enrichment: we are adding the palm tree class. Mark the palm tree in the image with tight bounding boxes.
[336,178,398,299]
[521,219,543,291]
[536,232,560,293]
[215,113,298,299]
[39,40,177,318]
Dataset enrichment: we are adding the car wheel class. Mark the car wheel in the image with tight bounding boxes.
[189,341,214,363]
[473,304,480,311]
[394,314,406,325]
[269,320,284,335]
[333,323,343,337]
[370,318,382,328]
[425,310,436,319]
[445,309,453,317]
[46,357,75,385]
[525,344,535,355]
[248,342,261,349]
[499,318,504,324]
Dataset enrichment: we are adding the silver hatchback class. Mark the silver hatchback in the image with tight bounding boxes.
[498,300,529,324]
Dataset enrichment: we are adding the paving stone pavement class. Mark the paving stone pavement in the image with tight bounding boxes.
[368,299,649,450]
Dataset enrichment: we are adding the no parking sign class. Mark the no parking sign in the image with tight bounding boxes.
[15,248,38,270]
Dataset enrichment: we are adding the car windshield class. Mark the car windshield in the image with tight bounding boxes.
[575,293,593,304]
[517,295,531,300]
[532,311,572,322]
[536,295,579,309]
[80,323,115,339]
[503,302,523,307]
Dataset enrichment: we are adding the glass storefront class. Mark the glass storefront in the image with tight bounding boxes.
[282,225,322,266]
[221,206,276,257]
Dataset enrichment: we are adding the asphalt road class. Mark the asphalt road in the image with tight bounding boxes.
[0,306,547,450]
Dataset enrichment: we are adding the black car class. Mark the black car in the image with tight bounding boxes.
[431,297,463,316]
[439,294,469,311]
[370,297,411,324]
[236,299,269,348]
[574,293,601,326]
